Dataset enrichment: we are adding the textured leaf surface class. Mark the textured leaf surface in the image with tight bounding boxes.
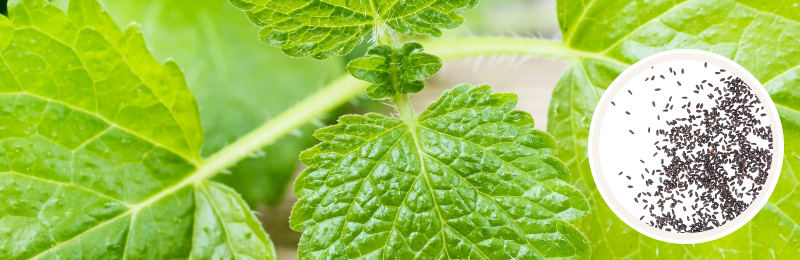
[292,84,591,259]
[0,0,273,258]
[347,42,442,100]
[226,0,478,59]
[93,0,344,206]
[550,0,800,258]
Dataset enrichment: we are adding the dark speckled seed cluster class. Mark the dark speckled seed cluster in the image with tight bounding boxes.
[620,64,773,233]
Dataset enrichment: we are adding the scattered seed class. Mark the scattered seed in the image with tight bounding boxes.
[620,62,772,233]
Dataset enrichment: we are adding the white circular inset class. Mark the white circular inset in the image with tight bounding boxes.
[588,50,783,244]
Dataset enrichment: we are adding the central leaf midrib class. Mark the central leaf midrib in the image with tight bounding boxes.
[394,93,574,258]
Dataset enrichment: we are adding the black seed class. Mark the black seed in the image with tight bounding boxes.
[630,130,635,134]
[626,111,631,115]
[655,88,661,91]
[660,75,666,79]
[612,101,616,106]
[704,62,707,68]
[677,81,681,86]
[629,90,633,95]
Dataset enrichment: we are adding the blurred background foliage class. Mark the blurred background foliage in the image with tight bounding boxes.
[48,0,362,208]
[14,0,562,258]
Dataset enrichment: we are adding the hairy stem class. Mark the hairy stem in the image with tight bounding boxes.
[421,37,627,67]
[393,92,418,128]
[197,75,368,180]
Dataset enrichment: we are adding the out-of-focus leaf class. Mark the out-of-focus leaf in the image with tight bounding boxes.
[292,84,591,259]
[94,0,345,206]
[226,0,479,59]
[550,0,800,258]
[347,42,442,100]
[0,0,273,258]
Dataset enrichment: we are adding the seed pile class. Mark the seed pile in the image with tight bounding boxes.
[615,63,773,233]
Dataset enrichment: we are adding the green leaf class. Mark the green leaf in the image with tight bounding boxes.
[291,84,591,259]
[91,0,345,207]
[551,0,800,258]
[0,0,274,258]
[347,42,442,100]
[226,0,479,59]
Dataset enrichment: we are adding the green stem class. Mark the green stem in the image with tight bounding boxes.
[197,75,368,180]
[421,37,629,67]
[393,92,417,127]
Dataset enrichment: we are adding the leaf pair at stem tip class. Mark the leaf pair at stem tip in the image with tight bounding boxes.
[347,42,443,100]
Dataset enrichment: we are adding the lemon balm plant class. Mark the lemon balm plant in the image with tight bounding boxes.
[1,0,798,259]
[0,0,591,258]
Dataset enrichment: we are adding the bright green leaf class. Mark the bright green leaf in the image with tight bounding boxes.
[291,84,591,259]
[551,0,800,258]
[226,0,479,59]
[91,0,344,206]
[0,0,274,258]
[347,42,442,100]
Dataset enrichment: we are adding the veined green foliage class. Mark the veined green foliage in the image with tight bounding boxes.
[291,84,591,259]
[92,0,344,207]
[226,0,479,59]
[347,42,442,100]
[550,0,800,258]
[0,0,273,258]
